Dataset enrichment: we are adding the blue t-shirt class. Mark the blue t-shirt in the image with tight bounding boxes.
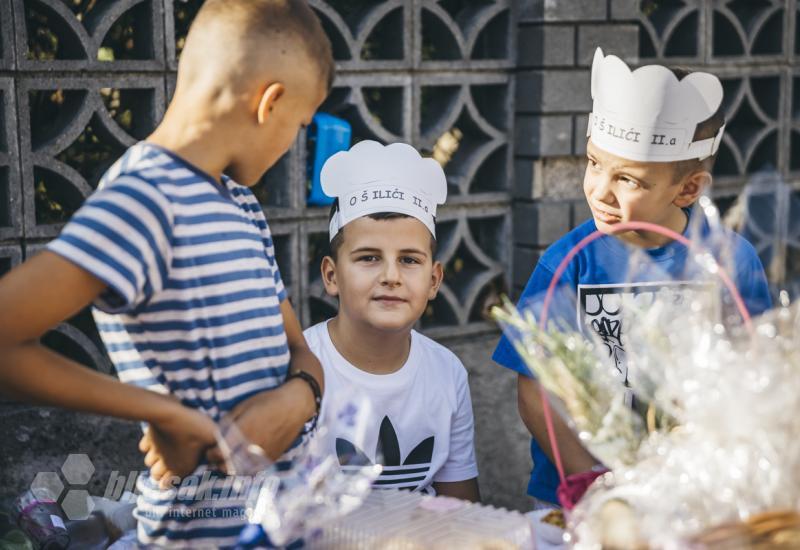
[48,142,289,548]
[493,209,771,505]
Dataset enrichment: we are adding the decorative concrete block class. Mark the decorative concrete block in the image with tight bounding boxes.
[516,115,573,157]
[518,24,575,67]
[513,245,541,288]
[574,113,591,155]
[516,70,591,113]
[577,24,639,66]
[513,200,572,246]
[610,0,641,20]
[520,0,607,23]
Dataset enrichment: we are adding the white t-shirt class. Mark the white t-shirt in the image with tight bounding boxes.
[304,321,479,494]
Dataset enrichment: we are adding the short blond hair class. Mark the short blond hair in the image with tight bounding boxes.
[181,0,334,91]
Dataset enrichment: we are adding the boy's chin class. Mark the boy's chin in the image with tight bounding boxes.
[593,216,625,234]
[362,313,416,334]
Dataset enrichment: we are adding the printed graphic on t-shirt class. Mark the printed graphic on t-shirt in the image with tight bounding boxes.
[577,281,715,388]
[335,415,435,492]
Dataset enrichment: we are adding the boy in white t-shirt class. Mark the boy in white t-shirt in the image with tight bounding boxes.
[303,140,480,501]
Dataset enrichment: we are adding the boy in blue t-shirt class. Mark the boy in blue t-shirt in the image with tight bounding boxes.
[0,1,333,547]
[494,49,771,508]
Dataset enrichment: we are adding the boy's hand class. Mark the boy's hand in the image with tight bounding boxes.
[205,299,323,470]
[207,378,315,469]
[139,403,217,489]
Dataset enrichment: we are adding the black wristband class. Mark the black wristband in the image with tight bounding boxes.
[286,370,322,434]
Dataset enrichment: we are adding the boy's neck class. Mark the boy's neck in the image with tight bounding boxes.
[327,315,412,375]
[146,104,231,185]
[616,207,689,248]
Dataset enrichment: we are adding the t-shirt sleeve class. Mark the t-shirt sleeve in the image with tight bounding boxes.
[734,241,772,316]
[47,176,173,314]
[492,261,560,377]
[434,363,479,483]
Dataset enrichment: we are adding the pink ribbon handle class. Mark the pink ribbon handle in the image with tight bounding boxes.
[536,221,753,494]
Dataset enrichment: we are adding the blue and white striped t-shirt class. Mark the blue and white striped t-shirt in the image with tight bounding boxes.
[48,142,289,548]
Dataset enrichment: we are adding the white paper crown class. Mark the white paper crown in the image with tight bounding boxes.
[321,140,448,241]
[587,48,725,162]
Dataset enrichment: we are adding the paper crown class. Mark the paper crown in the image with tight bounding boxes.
[587,48,725,162]
[321,140,447,241]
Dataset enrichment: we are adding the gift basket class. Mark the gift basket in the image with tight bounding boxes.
[493,197,800,548]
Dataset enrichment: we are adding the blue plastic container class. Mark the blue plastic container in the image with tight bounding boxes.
[306,113,352,206]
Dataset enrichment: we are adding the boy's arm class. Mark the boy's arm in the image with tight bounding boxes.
[495,259,596,475]
[210,298,324,460]
[432,364,480,502]
[282,297,324,394]
[517,374,596,475]
[0,251,216,480]
[433,479,480,502]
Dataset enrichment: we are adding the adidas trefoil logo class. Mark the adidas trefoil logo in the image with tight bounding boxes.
[336,415,434,491]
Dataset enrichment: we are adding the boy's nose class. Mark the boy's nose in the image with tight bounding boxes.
[592,175,616,205]
[380,261,401,286]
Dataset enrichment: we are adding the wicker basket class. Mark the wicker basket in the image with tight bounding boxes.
[689,510,800,549]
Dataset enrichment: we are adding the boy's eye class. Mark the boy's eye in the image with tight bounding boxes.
[621,177,640,189]
[357,255,379,262]
[400,256,421,265]
[588,158,599,170]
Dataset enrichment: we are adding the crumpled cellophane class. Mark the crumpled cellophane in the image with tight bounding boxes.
[216,395,382,547]
[493,195,800,548]
[569,292,800,548]
[492,298,645,470]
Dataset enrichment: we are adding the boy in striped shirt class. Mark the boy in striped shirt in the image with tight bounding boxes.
[0,1,332,547]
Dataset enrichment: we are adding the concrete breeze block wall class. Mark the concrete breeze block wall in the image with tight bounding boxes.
[512,0,639,296]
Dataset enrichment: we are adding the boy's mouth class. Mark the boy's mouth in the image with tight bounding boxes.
[592,206,622,223]
[373,295,407,304]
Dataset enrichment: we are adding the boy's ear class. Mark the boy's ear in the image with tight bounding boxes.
[428,260,444,300]
[257,82,285,124]
[673,169,711,208]
[321,255,339,297]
